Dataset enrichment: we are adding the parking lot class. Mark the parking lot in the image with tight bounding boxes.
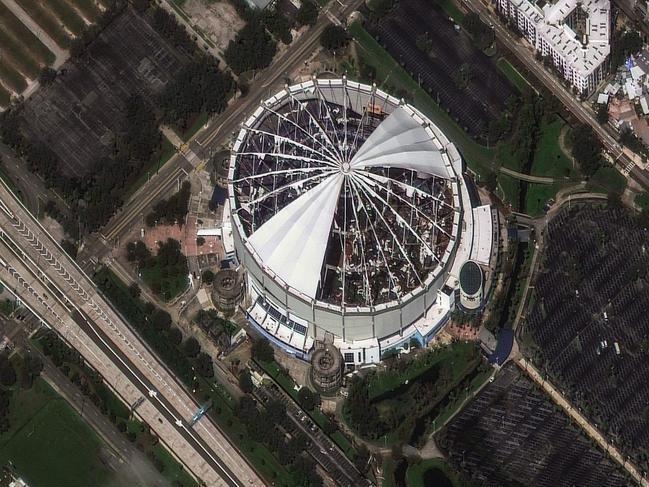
[370,0,516,139]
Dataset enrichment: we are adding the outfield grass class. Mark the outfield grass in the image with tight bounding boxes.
[0,379,114,487]
[496,57,531,93]
[636,192,649,210]
[14,0,72,48]
[349,22,494,177]
[405,458,463,487]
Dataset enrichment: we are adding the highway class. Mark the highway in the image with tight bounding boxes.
[0,178,261,486]
[465,0,649,192]
[78,0,364,267]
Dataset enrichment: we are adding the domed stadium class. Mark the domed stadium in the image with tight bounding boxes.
[228,78,494,365]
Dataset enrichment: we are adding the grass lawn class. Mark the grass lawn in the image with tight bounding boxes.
[496,172,519,209]
[532,119,576,179]
[636,192,649,210]
[14,0,71,48]
[586,165,627,194]
[202,379,296,487]
[367,341,478,401]
[140,263,188,302]
[496,57,531,93]
[381,457,396,487]
[152,445,198,487]
[406,458,463,487]
[349,22,494,177]
[525,182,564,216]
[0,379,114,487]
[181,112,208,142]
[429,366,492,432]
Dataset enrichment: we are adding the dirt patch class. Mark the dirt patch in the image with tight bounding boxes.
[182,0,245,52]
[41,215,65,243]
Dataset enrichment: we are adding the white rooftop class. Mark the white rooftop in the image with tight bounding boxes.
[244,106,453,299]
[513,0,610,77]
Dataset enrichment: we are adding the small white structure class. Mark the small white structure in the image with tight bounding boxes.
[597,93,609,105]
[641,96,649,115]
[459,260,484,310]
[631,65,646,81]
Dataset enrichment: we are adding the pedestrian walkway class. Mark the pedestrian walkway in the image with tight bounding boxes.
[516,357,649,486]
[499,166,555,184]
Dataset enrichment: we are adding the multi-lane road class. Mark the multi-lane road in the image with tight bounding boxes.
[0,178,261,486]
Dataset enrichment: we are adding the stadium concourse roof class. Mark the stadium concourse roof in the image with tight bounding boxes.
[246,106,453,299]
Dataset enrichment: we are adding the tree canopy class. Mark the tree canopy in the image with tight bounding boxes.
[296,0,318,26]
[570,123,602,177]
[320,25,349,51]
[251,338,274,363]
[224,21,277,75]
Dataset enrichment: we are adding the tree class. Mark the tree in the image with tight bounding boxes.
[239,368,254,393]
[183,337,201,358]
[296,0,318,26]
[224,21,277,75]
[570,123,601,177]
[607,191,623,209]
[39,67,57,86]
[152,309,172,332]
[60,239,77,259]
[195,352,214,378]
[0,355,16,387]
[196,236,205,246]
[297,387,320,411]
[481,170,498,192]
[320,25,349,51]
[169,327,183,346]
[128,283,141,299]
[596,103,609,125]
[251,338,274,363]
[202,269,215,285]
[354,444,371,473]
